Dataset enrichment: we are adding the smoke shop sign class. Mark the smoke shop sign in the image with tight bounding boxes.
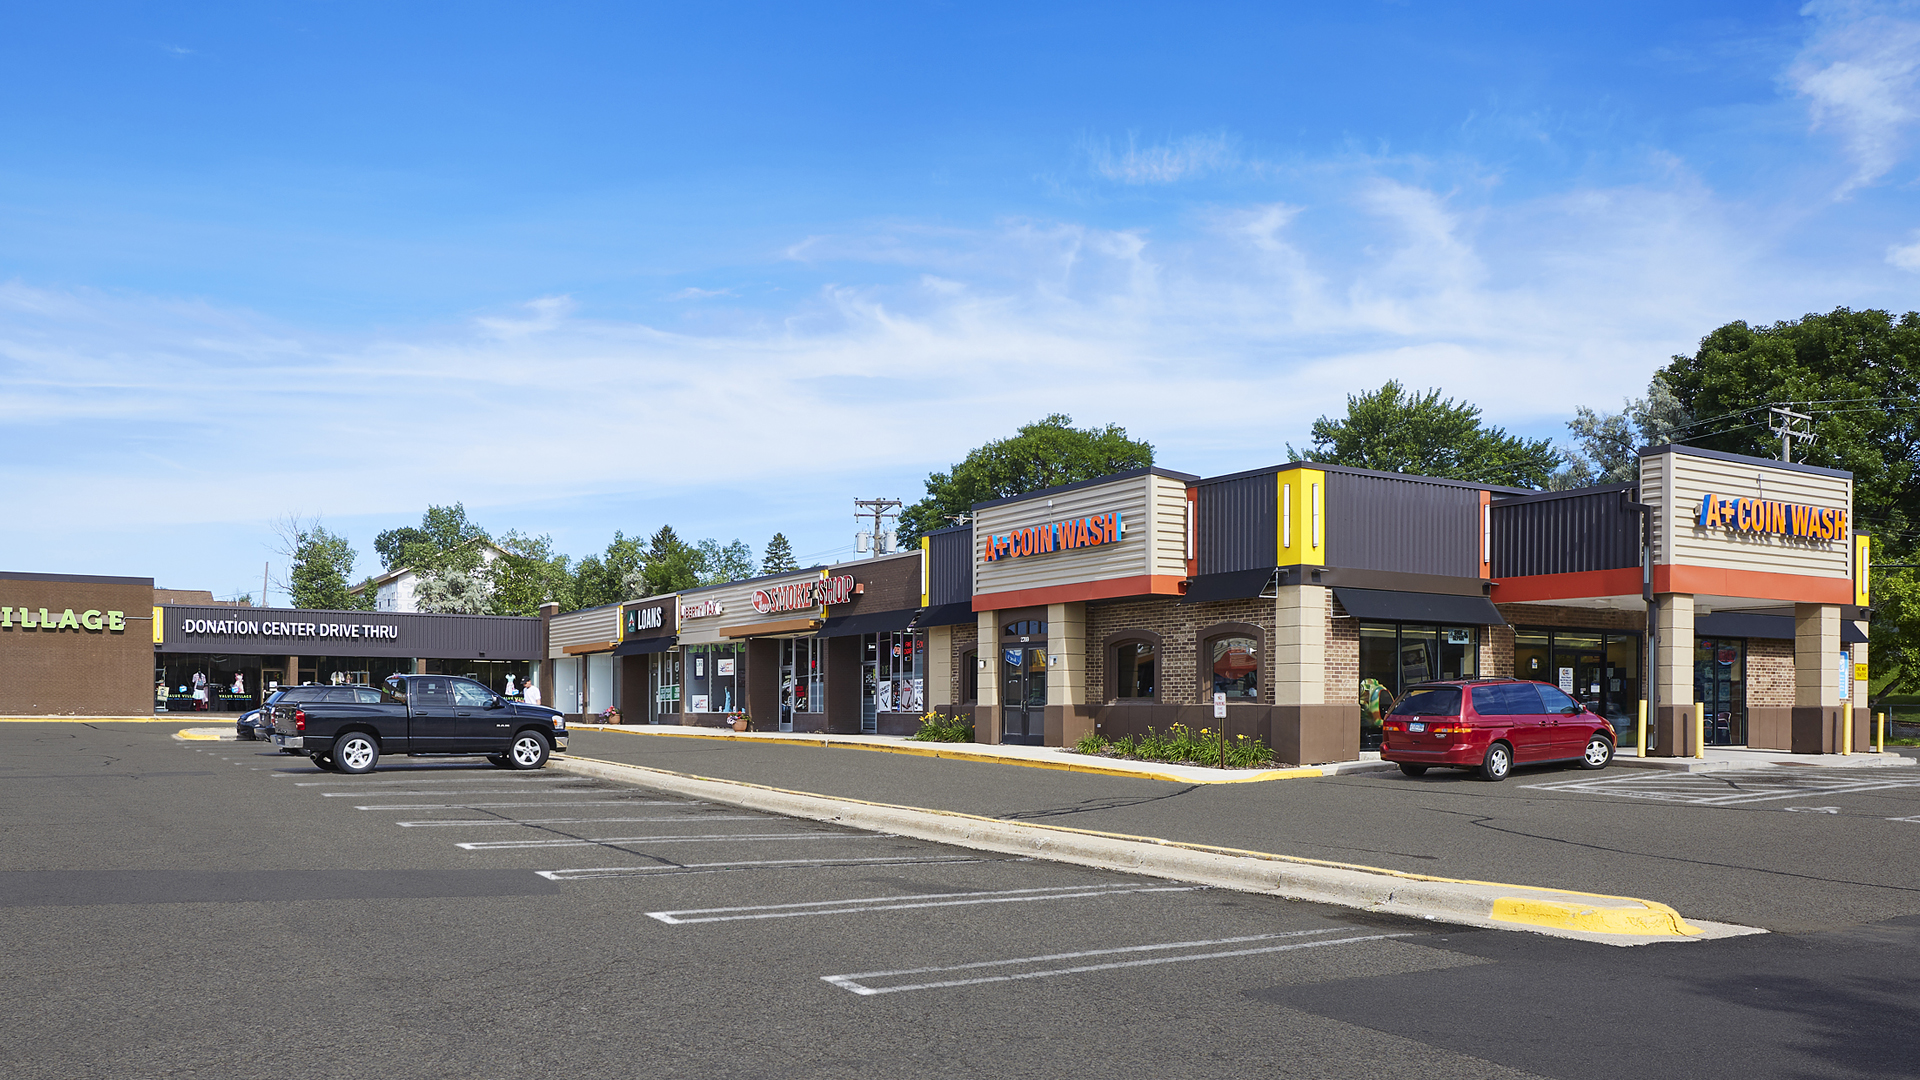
[752,574,856,615]
[984,511,1123,562]
[1697,494,1848,542]
[1,606,127,632]
[180,617,401,641]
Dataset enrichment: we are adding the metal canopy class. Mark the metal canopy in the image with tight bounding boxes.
[1332,587,1506,626]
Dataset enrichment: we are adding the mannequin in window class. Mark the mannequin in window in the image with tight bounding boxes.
[192,671,207,710]
[505,674,518,698]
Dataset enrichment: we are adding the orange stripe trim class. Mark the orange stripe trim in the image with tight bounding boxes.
[972,574,1186,612]
[1652,565,1852,604]
[1490,568,1642,603]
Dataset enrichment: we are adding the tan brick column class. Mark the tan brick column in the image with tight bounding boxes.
[925,624,952,712]
[974,609,1000,744]
[1652,593,1693,756]
[1045,601,1088,746]
[1794,603,1843,753]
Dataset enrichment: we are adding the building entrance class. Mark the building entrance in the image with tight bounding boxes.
[1001,646,1047,745]
[1694,637,1746,746]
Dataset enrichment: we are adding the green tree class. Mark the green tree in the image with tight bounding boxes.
[760,532,799,575]
[641,525,704,596]
[1661,307,1920,693]
[1290,381,1561,489]
[569,531,648,609]
[897,415,1155,543]
[275,516,368,610]
[1553,373,1692,489]
[697,539,755,586]
[490,531,573,616]
[372,526,429,570]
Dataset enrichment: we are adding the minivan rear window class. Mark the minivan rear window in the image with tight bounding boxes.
[1391,688,1461,716]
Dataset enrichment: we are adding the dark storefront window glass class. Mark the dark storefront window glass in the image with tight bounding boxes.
[1694,638,1745,746]
[681,644,740,714]
[1513,628,1644,745]
[1208,637,1259,701]
[157,654,263,713]
[962,650,978,703]
[779,638,825,729]
[1356,622,1480,748]
[1114,641,1156,700]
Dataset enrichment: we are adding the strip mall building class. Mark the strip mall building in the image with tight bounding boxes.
[537,443,1872,760]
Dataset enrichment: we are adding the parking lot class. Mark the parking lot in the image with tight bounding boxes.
[5,722,1919,1080]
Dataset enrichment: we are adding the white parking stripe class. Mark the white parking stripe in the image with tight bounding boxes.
[648,882,1201,925]
[1523,771,1920,806]
[322,788,600,796]
[822,930,1412,995]
[355,800,686,810]
[398,815,761,827]
[536,855,990,881]
[458,831,891,851]
[297,776,583,786]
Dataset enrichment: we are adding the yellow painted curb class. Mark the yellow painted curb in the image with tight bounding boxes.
[565,724,1324,785]
[558,751,1710,939]
[175,729,225,741]
[1491,896,1700,937]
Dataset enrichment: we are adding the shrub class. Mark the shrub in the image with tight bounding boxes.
[1071,723,1275,769]
[909,711,975,743]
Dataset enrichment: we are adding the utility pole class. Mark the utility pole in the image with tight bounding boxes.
[262,562,269,608]
[1769,405,1816,463]
[853,497,903,556]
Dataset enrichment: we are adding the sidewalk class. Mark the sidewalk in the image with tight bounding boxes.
[564,723,1400,785]
[1612,744,1917,773]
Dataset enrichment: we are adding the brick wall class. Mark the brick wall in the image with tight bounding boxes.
[1084,595,1276,706]
[1747,639,1795,706]
[947,620,978,705]
[1,575,156,716]
[1328,592,1357,708]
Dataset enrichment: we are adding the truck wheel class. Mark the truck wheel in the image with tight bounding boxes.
[507,730,551,770]
[334,733,380,775]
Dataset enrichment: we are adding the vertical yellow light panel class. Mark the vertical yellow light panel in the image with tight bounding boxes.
[1855,533,1871,606]
[1276,468,1326,567]
[152,606,164,644]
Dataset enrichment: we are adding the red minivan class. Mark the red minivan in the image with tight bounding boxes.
[1380,678,1616,781]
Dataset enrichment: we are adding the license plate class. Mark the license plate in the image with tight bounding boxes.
[1408,722,1426,733]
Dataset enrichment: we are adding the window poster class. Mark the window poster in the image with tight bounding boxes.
[716,658,735,676]
[1558,668,1575,694]
[1399,642,1431,684]
[690,695,709,712]
[694,658,704,678]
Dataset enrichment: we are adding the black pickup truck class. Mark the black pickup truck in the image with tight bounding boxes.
[271,673,567,774]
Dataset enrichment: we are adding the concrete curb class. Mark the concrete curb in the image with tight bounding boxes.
[172,728,237,741]
[565,724,1399,785]
[552,753,1763,946]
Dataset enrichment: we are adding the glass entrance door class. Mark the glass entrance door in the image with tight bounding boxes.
[1694,638,1746,745]
[1001,646,1047,745]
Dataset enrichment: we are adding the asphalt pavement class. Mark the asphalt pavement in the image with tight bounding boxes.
[1,721,1916,1080]
[563,728,1920,933]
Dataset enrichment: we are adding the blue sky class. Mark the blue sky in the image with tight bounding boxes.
[5,1,1919,600]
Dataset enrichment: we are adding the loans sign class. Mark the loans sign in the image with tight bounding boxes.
[983,511,1122,562]
[1697,494,1848,542]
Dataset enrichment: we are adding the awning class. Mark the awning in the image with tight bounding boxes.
[611,635,677,656]
[1691,612,1869,644]
[816,609,920,639]
[1332,587,1506,626]
[915,602,976,628]
[1181,568,1277,604]
[1847,620,1869,644]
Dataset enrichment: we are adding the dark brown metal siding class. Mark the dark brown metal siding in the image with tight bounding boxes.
[157,606,545,659]
[1326,472,1481,576]
[1490,488,1639,577]
[1192,472,1276,575]
[927,528,972,606]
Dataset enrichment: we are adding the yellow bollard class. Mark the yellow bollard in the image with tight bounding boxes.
[1694,702,1705,759]
[1843,706,1853,755]
[1636,699,1648,758]
[1879,712,1887,755]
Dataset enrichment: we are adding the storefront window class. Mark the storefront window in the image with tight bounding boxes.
[419,659,529,698]
[1513,627,1644,742]
[873,630,924,717]
[650,651,681,721]
[682,643,741,713]
[156,654,263,713]
[1208,636,1259,701]
[962,650,978,703]
[1355,623,1481,748]
[1694,638,1745,746]
[779,638,824,729]
[1114,641,1156,700]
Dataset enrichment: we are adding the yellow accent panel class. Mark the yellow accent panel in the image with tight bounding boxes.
[920,535,931,609]
[1856,534,1871,606]
[1276,468,1326,566]
[152,606,164,644]
[1491,895,1701,937]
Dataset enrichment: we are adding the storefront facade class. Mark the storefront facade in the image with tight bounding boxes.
[158,604,544,714]
[1,571,157,716]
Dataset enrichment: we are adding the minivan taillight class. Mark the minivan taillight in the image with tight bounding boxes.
[295,709,307,732]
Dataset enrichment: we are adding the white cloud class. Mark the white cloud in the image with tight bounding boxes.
[1084,132,1234,184]
[1788,0,1920,192]
[1888,230,1920,268]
